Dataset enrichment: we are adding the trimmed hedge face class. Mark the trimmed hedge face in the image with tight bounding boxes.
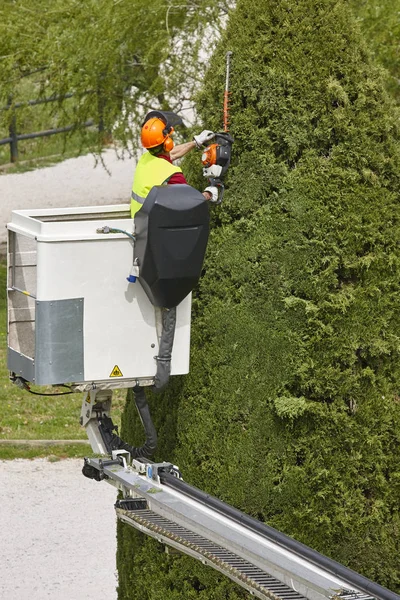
[350,0,400,102]
[118,1,400,597]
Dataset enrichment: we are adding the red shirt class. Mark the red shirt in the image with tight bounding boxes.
[159,154,188,185]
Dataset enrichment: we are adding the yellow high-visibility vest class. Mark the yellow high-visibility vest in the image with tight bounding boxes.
[131,152,183,217]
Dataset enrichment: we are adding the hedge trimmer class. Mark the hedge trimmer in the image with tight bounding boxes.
[201,51,234,204]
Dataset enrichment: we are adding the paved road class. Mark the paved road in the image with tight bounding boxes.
[0,148,136,244]
[0,459,118,600]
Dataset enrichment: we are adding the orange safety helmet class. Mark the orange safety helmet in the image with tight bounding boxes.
[141,111,175,152]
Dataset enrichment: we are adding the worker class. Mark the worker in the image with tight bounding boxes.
[131,110,219,217]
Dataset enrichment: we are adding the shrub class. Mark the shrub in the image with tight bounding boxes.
[118,1,400,597]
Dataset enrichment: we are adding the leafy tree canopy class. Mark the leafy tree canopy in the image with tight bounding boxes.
[0,0,231,145]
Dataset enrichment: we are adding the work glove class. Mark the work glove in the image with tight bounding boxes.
[204,186,219,203]
[194,130,214,148]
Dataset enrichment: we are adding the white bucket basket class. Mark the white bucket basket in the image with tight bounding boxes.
[6,204,191,389]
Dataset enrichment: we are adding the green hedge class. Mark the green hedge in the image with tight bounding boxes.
[117,1,400,597]
[350,0,400,102]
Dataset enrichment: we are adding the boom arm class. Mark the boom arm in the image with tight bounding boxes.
[83,453,399,600]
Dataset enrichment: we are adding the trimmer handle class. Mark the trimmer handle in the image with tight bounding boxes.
[208,178,225,205]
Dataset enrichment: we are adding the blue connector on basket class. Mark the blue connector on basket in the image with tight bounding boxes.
[127,259,140,283]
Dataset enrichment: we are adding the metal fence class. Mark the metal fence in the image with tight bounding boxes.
[0,91,101,163]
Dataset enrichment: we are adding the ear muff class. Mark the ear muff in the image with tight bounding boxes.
[163,127,175,152]
[163,136,174,152]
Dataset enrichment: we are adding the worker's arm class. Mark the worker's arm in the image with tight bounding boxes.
[170,130,214,161]
[170,141,196,161]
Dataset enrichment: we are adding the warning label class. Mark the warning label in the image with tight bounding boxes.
[110,365,123,378]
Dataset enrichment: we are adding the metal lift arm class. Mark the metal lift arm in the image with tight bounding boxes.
[83,454,399,600]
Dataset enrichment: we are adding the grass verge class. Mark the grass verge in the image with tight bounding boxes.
[0,444,90,461]
[0,261,126,458]
[0,137,99,175]
[0,76,103,173]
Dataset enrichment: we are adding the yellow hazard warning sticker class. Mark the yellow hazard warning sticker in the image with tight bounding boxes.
[110,365,123,378]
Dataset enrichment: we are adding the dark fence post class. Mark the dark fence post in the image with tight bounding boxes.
[97,88,104,137]
[8,96,18,163]
[97,85,112,145]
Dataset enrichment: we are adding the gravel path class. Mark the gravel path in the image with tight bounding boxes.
[0,152,136,598]
[0,459,118,600]
[0,148,136,244]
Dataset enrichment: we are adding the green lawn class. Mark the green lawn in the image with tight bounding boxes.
[0,131,100,174]
[0,262,126,458]
[0,76,102,173]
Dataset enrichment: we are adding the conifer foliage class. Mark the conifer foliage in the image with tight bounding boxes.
[350,0,400,102]
[118,1,400,597]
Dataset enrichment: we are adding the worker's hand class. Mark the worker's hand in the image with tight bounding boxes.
[204,186,219,203]
[194,130,214,148]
